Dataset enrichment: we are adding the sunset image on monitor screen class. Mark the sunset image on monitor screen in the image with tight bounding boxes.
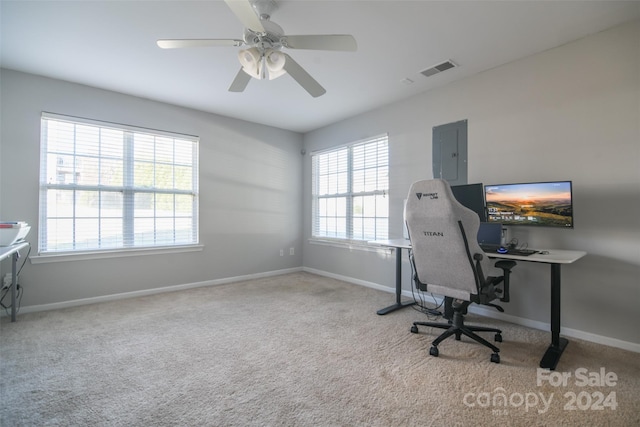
[484,181,573,228]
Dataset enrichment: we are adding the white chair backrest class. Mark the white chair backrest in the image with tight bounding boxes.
[405,179,492,300]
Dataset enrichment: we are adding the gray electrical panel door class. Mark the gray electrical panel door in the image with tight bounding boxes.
[432,120,467,186]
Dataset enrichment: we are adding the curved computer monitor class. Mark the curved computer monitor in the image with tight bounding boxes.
[484,181,573,228]
[451,183,487,222]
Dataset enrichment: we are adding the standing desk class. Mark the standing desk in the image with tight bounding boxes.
[369,239,414,315]
[369,239,586,370]
[488,249,586,370]
[0,241,29,322]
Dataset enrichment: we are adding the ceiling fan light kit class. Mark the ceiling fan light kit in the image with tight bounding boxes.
[238,47,286,80]
[157,0,357,97]
[238,48,261,79]
[265,50,286,79]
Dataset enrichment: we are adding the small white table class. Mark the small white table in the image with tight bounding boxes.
[0,241,29,322]
[369,239,586,370]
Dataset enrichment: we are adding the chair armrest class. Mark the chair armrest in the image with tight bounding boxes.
[494,260,516,302]
[495,260,516,271]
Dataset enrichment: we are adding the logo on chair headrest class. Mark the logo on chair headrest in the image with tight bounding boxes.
[416,192,438,200]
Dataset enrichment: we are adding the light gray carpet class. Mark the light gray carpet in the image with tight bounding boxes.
[1,272,639,426]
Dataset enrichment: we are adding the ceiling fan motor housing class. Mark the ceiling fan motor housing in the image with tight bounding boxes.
[243,19,284,50]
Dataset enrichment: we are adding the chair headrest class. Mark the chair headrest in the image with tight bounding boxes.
[406,179,460,218]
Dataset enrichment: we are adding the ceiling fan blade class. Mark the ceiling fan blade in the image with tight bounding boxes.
[228,68,252,92]
[282,54,326,98]
[282,35,357,51]
[157,39,243,49]
[224,0,265,32]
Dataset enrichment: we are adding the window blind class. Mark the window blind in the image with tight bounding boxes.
[311,134,389,241]
[39,113,199,254]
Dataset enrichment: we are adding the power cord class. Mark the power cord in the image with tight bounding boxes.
[507,238,532,251]
[408,249,444,320]
[0,244,30,316]
[0,284,23,317]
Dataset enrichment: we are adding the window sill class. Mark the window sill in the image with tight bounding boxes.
[308,238,390,253]
[30,244,204,264]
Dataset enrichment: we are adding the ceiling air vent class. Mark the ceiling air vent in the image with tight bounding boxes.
[420,60,457,77]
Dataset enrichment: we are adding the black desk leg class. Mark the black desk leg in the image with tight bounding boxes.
[377,247,415,315]
[539,263,568,370]
[11,252,18,322]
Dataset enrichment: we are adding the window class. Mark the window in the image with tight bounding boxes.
[311,134,389,241]
[38,113,199,254]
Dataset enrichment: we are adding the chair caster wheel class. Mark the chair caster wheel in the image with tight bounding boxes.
[455,332,462,341]
[410,325,419,334]
[429,346,439,357]
[495,333,503,342]
[491,353,500,364]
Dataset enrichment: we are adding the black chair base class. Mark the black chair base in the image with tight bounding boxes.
[410,312,502,363]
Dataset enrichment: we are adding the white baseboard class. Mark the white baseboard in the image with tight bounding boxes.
[469,305,640,354]
[303,267,640,354]
[303,267,395,294]
[8,267,303,316]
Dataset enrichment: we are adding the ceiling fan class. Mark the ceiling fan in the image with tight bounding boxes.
[157,0,357,97]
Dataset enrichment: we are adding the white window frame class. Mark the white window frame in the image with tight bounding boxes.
[35,113,200,261]
[311,134,389,244]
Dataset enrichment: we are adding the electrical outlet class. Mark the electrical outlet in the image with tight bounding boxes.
[279,249,284,256]
[289,247,294,256]
[3,274,11,287]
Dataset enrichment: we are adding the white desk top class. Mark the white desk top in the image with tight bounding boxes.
[0,241,29,262]
[369,239,412,250]
[369,239,586,264]
[489,249,586,264]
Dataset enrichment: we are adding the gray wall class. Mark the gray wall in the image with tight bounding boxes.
[0,70,304,307]
[303,20,640,347]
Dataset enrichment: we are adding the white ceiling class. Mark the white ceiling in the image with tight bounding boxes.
[1,1,639,133]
